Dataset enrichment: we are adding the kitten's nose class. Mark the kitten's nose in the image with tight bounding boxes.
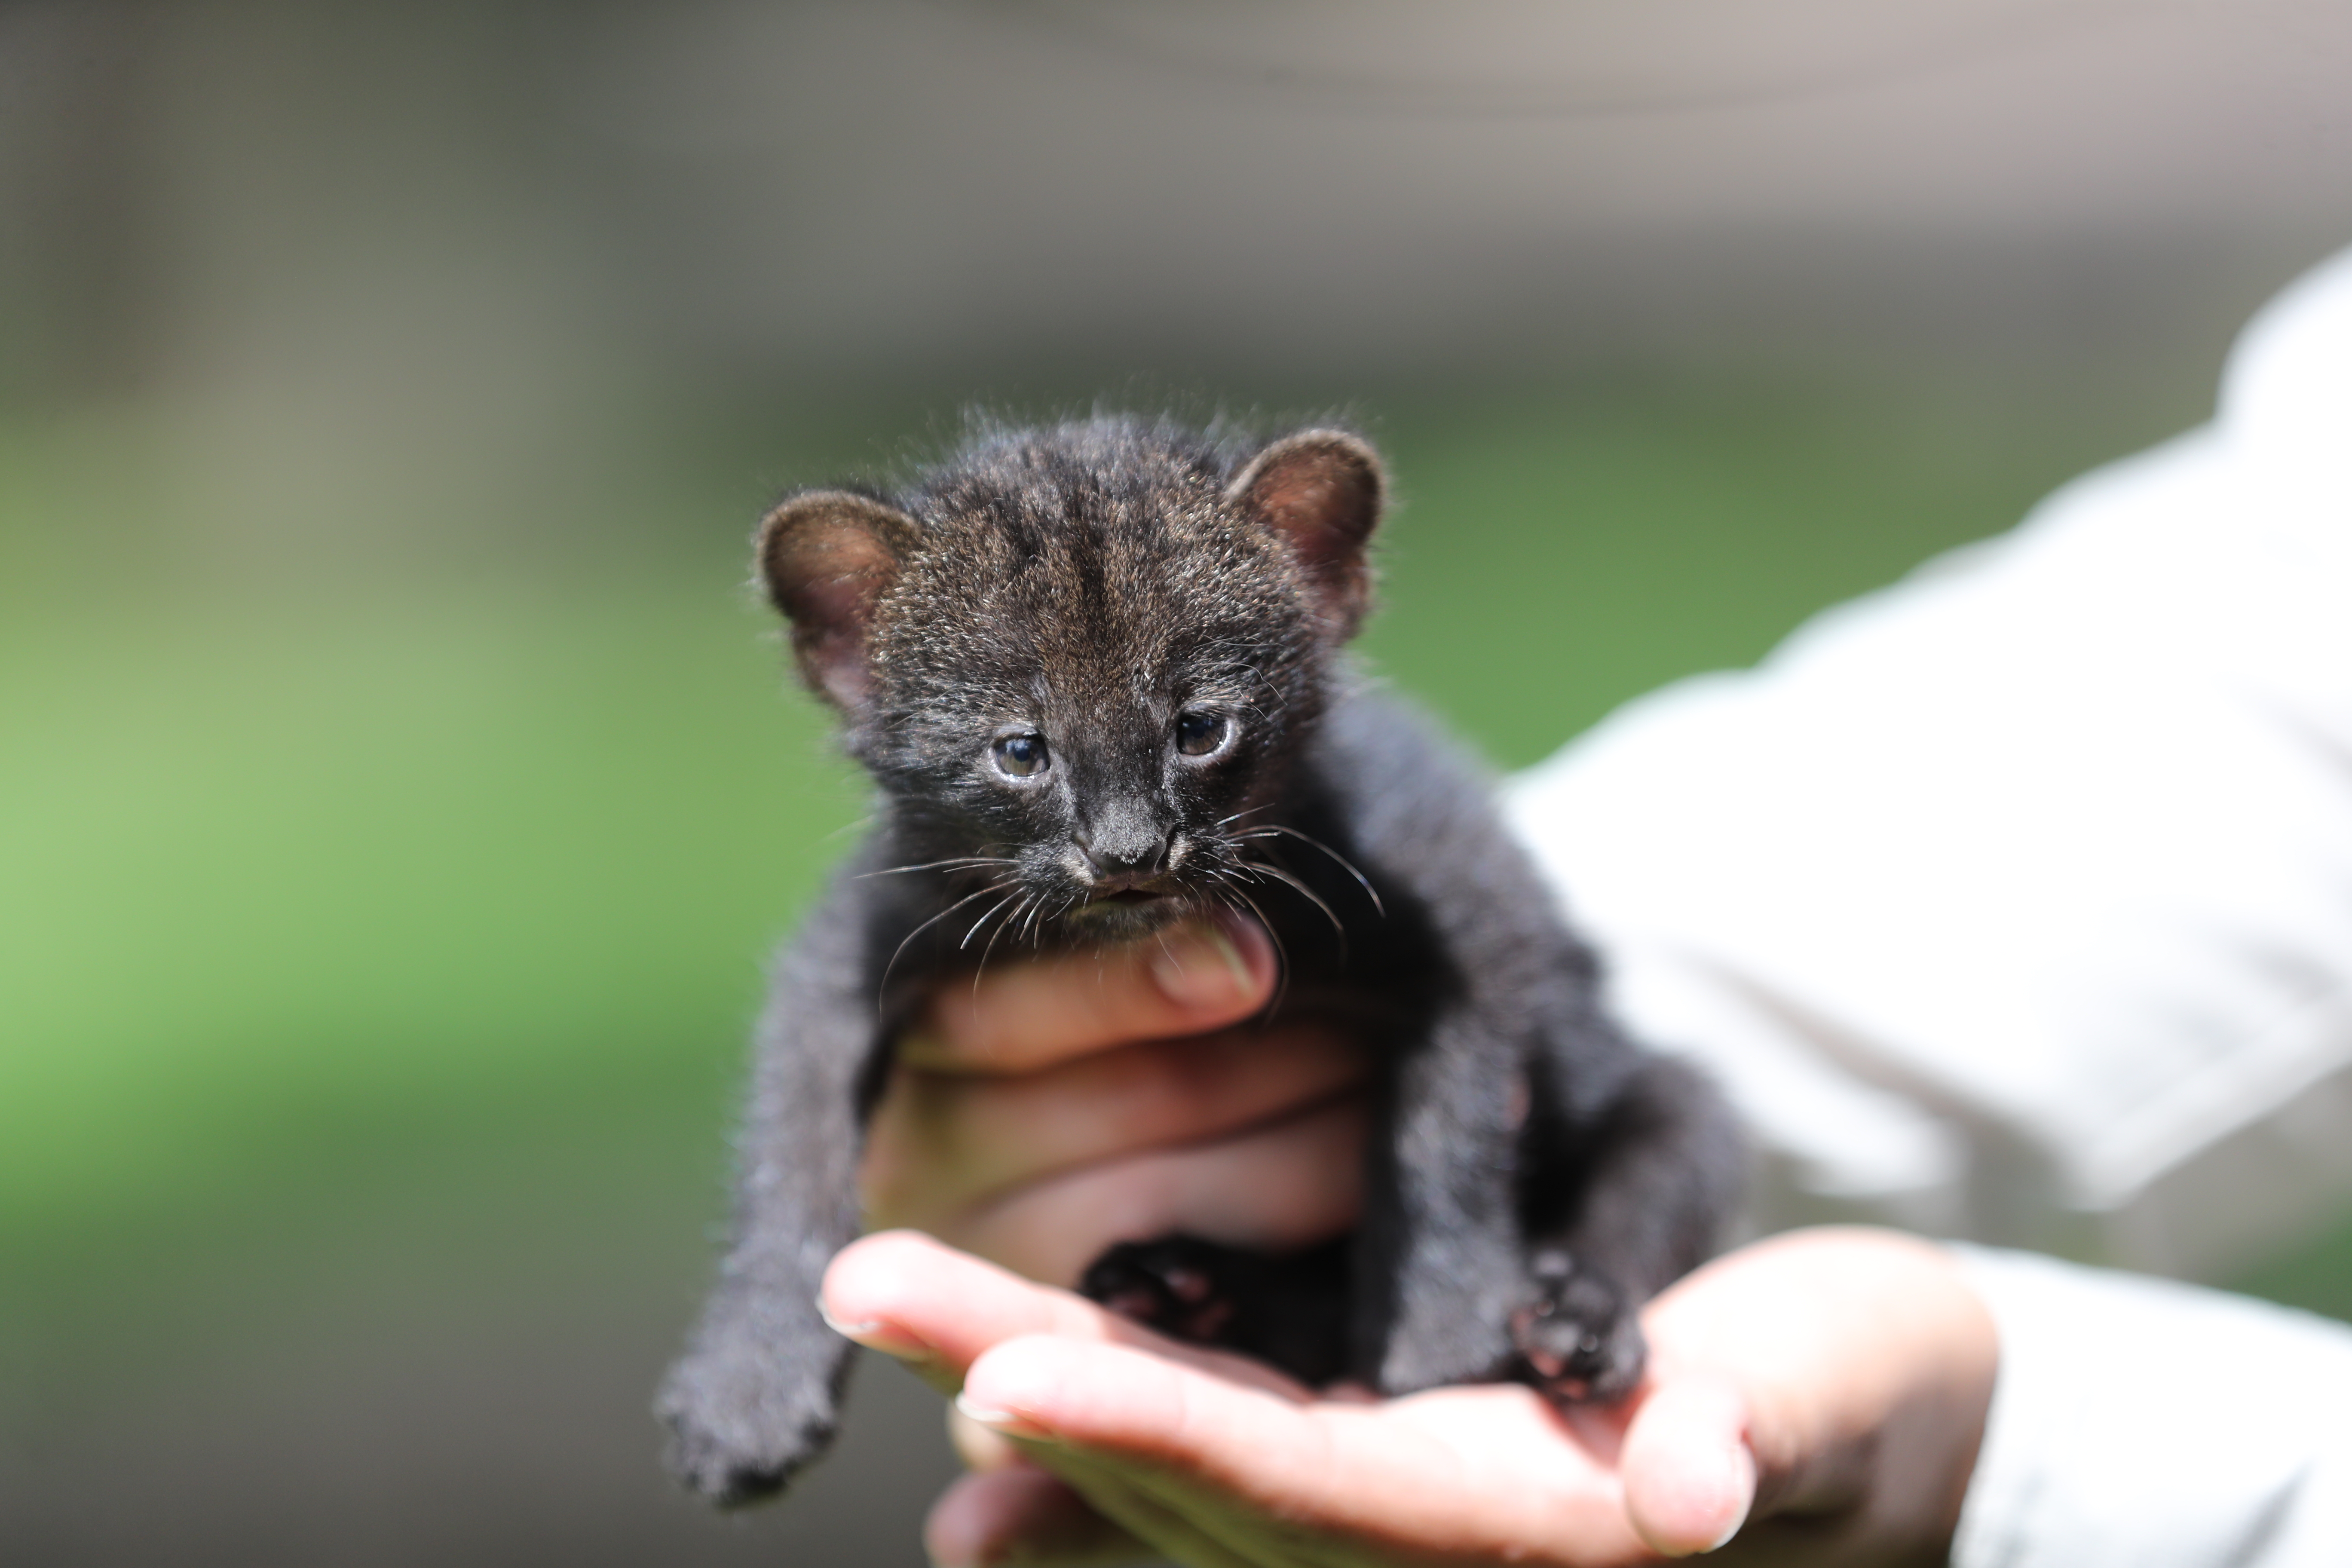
[1075,819,1170,879]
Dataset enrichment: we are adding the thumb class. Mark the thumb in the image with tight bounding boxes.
[1620,1378,1755,1556]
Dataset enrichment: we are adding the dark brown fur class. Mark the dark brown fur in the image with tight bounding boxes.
[658,415,1743,1504]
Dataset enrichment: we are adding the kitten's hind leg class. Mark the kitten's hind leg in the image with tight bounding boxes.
[1080,1234,1352,1388]
[1355,1009,1549,1397]
[1511,1053,1745,1403]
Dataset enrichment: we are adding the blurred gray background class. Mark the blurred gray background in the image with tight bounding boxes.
[5,2,2352,1563]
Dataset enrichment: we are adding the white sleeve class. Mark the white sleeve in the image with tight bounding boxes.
[1950,1245,2352,1568]
[1502,244,2352,1280]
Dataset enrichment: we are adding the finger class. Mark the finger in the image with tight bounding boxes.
[1620,1378,1754,1557]
[821,1230,1311,1400]
[958,1335,1648,1563]
[901,915,1275,1073]
[949,1403,1025,1473]
[949,1094,1367,1285]
[925,1466,1147,1568]
[861,1019,1364,1234]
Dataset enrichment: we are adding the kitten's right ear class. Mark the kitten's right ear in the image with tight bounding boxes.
[756,491,922,712]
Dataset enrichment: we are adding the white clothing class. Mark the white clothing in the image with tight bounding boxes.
[1954,1247,2352,1568]
[1507,245,2352,1282]
[1504,245,2352,1565]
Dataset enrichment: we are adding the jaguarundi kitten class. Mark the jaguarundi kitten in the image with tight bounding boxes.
[658,415,1743,1503]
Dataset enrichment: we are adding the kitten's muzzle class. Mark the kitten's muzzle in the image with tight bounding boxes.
[1074,852,1183,906]
[1072,821,1173,880]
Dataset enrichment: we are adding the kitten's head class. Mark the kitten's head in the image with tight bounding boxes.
[756,416,1384,941]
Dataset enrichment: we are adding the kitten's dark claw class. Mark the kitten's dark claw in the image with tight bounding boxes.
[1080,1234,1352,1387]
[1082,1237,1243,1345]
[1510,1248,1645,1403]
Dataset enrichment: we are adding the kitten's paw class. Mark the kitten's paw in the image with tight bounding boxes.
[655,1339,843,1507]
[1080,1236,1242,1346]
[1510,1248,1645,1403]
[1082,1234,1353,1386]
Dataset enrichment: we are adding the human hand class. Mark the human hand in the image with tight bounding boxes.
[858,911,1367,1553]
[860,913,1359,1288]
[856,921,1994,1565]
[823,1227,1996,1568]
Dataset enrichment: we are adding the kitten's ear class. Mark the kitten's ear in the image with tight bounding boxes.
[1227,429,1385,638]
[756,490,922,712]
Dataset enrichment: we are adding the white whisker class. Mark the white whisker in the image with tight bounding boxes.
[858,855,1020,879]
[972,892,1031,987]
[1229,826,1384,915]
[878,879,1019,1008]
[1240,859,1349,949]
[960,888,1026,950]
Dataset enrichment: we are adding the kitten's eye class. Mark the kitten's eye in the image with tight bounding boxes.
[1174,710,1231,757]
[992,732,1051,778]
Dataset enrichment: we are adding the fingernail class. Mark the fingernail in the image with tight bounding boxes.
[953,1392,1057,1443]
[1703,1509,1748,1553]
[818,1297,935,1361]
[1148,922,1255,1010]
[1700,1443,1755,1553]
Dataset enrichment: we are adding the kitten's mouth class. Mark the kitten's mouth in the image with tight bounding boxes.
[1075,878,1180,916]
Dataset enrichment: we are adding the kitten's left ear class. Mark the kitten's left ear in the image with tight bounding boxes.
[1227,429,1385,638]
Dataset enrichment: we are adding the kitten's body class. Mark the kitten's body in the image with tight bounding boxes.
[660,417,1742,1503]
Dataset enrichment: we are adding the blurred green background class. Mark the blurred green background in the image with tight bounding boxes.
[6,3,2352,1564]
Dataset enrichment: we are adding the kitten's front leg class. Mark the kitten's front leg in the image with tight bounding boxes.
[658,889,880,1504]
